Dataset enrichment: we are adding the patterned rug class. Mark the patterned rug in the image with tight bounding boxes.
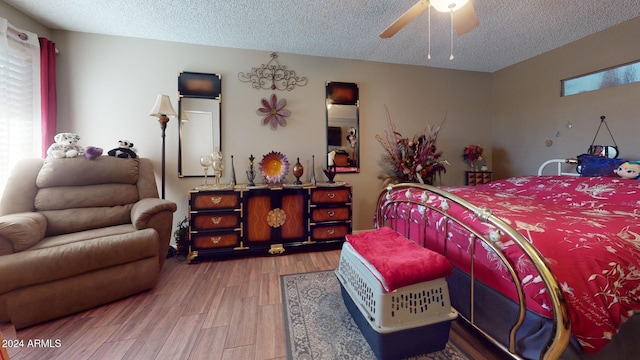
[281,270,470,360]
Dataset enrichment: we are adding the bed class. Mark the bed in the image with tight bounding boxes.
[374,159,640,360]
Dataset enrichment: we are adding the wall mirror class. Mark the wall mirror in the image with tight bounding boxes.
[178,72,222,177]
[326,81,359,173]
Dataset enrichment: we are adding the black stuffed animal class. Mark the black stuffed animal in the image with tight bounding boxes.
[107,140,137,158]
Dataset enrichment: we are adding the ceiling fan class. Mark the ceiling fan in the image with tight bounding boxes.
[379,0,479,39]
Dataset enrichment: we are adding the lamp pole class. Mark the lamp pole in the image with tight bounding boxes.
[159,115,169,199]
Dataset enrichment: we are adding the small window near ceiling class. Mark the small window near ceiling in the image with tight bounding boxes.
[561,60,640,96]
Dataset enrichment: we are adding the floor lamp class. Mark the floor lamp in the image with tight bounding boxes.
[149,94,177,199]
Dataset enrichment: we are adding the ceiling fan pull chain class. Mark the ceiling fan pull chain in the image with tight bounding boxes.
[427,5,432,60]
[449,9,454,60]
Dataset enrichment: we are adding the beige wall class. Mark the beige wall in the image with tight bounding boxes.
[48,31,491,232]
[491,17,640,178]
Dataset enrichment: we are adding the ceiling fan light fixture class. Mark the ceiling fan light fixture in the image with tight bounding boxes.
[429,0,469,13]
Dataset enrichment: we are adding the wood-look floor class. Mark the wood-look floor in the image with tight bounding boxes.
[1,250,510,360]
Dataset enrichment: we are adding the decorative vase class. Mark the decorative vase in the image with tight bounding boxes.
[230,155,237,186]
[293,157,304,185]
[310,155,316,185]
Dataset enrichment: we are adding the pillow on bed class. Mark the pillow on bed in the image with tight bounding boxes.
[577,154,627,177]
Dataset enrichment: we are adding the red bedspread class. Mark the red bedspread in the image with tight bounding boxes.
[380,176,640,354]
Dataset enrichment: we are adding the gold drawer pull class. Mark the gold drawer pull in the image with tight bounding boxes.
[210,217,222,225]
[326,228,335,235]
[210,236,222,244]
[327,193,335,199]
[210,196,222,205]
[327,211,335,217]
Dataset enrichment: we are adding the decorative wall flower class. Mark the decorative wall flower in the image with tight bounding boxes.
[258,94,291,130]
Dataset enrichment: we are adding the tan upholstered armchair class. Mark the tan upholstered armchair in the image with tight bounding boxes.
[0,156,177,329]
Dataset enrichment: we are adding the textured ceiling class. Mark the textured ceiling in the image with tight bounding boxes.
[4,0,640,73]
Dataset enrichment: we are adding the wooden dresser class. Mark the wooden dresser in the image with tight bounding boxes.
[187,184,352,262]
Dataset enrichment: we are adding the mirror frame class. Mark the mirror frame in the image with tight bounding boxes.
[326,81,359,173]
[177,71,222,177]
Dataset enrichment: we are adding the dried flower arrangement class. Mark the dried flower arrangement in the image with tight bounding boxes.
[376,105,448,187]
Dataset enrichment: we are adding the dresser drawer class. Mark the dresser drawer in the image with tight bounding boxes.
[192,213,240,230]
[192,232,240,249]
[191,192,240,210]
[310,188,351,204]
[310,207,350,222]
[310,223,350,241]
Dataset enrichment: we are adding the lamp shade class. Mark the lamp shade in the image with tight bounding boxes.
[149,94,177,118]
[429,0,468,12]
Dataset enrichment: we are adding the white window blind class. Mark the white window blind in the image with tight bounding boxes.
[0,18,41,197]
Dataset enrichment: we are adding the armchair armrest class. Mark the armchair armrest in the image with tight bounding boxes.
[0,212,47,254]
[131,198,177,230]
[131,198,177,269]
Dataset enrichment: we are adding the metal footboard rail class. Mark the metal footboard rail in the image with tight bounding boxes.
[374,183,571,360]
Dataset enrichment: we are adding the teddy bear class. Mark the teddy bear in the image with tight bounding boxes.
[614,161,640,179]
[107,140,137,158]
[46,133,85,158]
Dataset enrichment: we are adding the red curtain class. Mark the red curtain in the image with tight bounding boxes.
[39,37,57,158]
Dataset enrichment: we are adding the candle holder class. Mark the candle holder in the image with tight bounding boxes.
[210,148,225,188]
[323,165,337,183]
[246,154,256,186]
[195,155,214,190]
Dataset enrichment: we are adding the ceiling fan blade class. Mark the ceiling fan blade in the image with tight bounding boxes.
[379,0,430,38]
[452,0,479,35]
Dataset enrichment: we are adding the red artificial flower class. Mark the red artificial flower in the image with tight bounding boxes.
[462,144,483,161]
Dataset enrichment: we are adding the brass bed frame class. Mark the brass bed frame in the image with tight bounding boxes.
[374,159,579,360]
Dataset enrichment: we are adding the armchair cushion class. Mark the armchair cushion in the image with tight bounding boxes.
[36,156,138,187]
[0,213,47,254]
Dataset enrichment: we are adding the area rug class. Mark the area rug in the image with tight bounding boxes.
[281,270,470,360]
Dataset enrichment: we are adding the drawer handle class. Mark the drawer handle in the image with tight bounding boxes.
[326,228,335,235]
[210,217,222,225]
[327,211,335,217]
[210,196,222,205]
[327,193,335,199]
[210,236,222,244]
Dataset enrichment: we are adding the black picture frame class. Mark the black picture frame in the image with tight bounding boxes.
[178,71,221,99]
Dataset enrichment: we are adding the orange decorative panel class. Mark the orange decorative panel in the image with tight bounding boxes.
[246,194,271,242]
[281,193,305,239]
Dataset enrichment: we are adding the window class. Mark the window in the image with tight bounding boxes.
[0,18,41,196]
[562,60,640,96]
